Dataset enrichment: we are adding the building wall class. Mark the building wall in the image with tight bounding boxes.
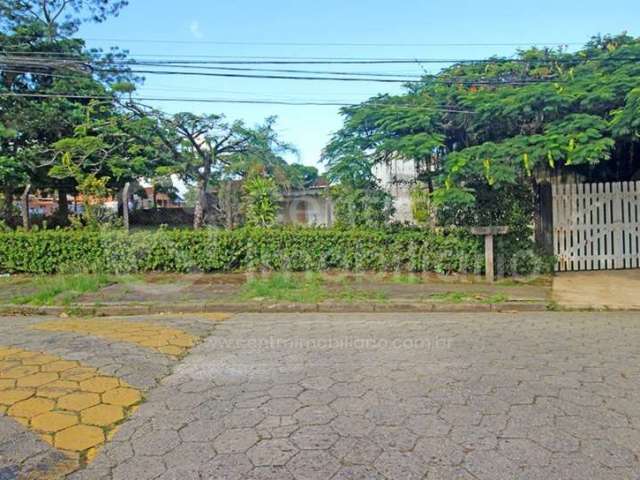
[373,158,418,224]
[280,190,334,226]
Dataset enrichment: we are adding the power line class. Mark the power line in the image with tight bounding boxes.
[122,63,425,79]
[4,65,560,85]
[1,35,586,47]
[0,92,476,113]
[4,51,638,65]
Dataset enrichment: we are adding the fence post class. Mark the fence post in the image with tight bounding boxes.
[535,182,554,255]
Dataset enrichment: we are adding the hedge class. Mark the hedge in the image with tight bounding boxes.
[0,227,486,275]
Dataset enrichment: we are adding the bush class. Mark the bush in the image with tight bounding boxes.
[0,226,484,275]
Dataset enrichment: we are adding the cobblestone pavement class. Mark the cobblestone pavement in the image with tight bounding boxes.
[0,314,225,479]
[2,312,640,479]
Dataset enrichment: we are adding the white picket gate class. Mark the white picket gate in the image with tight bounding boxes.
[552,181,640,272]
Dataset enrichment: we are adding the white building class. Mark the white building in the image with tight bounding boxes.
[372,158,419,224]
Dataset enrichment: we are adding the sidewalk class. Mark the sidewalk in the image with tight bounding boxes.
[553,269,640,310]
[0,272,551,316]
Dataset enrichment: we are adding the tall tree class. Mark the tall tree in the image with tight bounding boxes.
[124,105,292,228]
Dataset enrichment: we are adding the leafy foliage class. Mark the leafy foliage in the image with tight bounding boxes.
[242,175,282,227]
[331,186,395,228]
[327,34,640,211]
[0,227,484,275]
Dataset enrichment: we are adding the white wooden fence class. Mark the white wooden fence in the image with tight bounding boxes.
[552,181,640,271]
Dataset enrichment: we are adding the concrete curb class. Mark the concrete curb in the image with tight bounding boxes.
[0,301,551,317]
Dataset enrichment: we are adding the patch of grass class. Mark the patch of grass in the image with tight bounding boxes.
[480,293,509,304]
[238,273,389,304]
[388,274,423,285]
[430,291,510,304]
[337,288,389,303]
[11,274,116,306]
[430,292,473,303]
[239,273,328,303]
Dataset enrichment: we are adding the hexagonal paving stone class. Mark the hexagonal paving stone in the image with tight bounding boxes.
[214,428,260,454]
[0,378,16,389]
[55,424,105,451]
[81,404,125,427]
[41,360,79,373]
[294,405,337,425]
[79,376,121,393]
[16,372,58,388]
[300,376,335,391]
[61,367,100,382]
[287,450,340,480]
[247,439,298,466]
[0,388,34,405]
[8,397,55,418]
[291,426,339,450]
[2,365,39,379]
[31,411,78,433]
[57,392,101,411]
[261,398,303,416]
[102,387,142,407]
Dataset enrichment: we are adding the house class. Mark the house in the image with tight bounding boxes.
[280,183,334,226]
[137,186,183,210]
[373,158,419,224]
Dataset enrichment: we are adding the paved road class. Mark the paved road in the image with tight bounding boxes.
[2,312,640,479]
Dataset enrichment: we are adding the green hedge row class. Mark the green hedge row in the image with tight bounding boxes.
[0,227,485,274]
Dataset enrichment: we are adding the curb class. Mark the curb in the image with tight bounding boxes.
[0,301,551,317]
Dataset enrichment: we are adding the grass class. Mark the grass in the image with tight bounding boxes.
[239,274,327,303]
[388,274,423,285]
[10,274,137,306]
[238,273,388,304]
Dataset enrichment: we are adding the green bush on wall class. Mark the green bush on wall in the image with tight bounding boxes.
[0,227,486,275]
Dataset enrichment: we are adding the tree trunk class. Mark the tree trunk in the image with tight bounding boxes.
[2,187,13,224]
[57,188,69,218]
[193,179,207,229]
[122,182,131,232]
[21,184,31,230]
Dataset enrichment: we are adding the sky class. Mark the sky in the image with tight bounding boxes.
[79,0,640,173]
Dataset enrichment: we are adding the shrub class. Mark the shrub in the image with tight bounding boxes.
[0,226,484,275]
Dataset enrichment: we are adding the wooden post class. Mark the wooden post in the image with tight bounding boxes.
[484,233,494,282]
[471,226,509,282]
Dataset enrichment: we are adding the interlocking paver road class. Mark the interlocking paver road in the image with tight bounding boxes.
[2,312,640,479]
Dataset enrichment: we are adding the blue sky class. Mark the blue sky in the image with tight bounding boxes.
[79,0,639,172]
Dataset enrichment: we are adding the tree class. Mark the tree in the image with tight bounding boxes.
[0,0,135,227]
[242,174,281,227]
[326,33,640,226]
[0,0,128,38]
[124,105,292,228]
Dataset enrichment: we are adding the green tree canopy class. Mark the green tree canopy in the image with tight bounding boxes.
[325,33,640,218]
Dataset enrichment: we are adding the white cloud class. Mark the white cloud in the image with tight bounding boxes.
[189,20,203,39]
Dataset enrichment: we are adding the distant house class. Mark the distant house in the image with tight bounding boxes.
[137,186,183,210]
[280,181,334,226]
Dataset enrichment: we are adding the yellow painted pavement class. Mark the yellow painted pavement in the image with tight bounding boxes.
[32,319,200,357]
[0,347,142,470]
